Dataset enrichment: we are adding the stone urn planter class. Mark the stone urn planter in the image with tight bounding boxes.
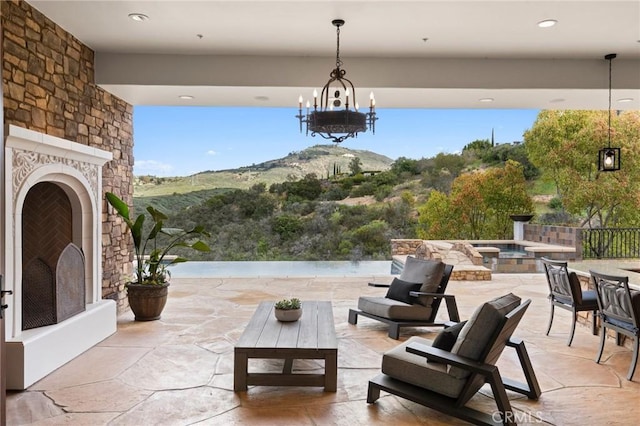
[126,282,170,321]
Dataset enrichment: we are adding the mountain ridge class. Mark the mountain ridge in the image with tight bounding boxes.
[134,144,394,197]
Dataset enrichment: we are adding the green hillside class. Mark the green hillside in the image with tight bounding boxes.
[135,188,232,214]
[134,144,394,197]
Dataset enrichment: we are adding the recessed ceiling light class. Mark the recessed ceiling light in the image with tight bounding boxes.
[617,98,634,103]
[255,96,269,101]
[479,98,494,103]
[178,95,194,100]
[537,19,557,28]
[128,13,149,22]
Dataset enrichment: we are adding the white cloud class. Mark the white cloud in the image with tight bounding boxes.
[134,160,174,176]
[206,150,217,156]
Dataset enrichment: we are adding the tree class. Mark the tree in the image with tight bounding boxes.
[432,153,466,177]
[425,153,467,193]
[463,138,492,152]
[284,173,323,201]
[348,156,363,175]
[524,110,640,228]
[480,160,534,238]
[416,190,454,239]
[417,161,534,239]
[449,172,488,239]
[391,157,419,176]
[381,192,417,236]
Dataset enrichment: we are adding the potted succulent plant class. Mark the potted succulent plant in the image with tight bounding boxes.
[274,298,302,322]
[106,192,211,321]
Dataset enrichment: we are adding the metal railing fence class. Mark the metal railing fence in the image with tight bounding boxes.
[582,228,640,259]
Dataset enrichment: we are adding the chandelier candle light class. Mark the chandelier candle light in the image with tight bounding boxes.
[598,53,621,172]
[296,19,377,144]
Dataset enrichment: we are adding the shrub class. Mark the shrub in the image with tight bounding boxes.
[323,185,350,201]
[271,214,304,240]
[374,185,393,201]
[350,182,376,197]
[548,197,563,210]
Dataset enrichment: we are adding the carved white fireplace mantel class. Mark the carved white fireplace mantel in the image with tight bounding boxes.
[3,125,117,390]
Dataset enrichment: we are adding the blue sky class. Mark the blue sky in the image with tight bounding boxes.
[133,106,540,177]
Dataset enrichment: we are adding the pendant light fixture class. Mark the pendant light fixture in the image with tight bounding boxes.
[296,19,377,144]
[598,53,621,172]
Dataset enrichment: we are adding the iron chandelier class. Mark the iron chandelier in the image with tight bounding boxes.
[296,19,377,144]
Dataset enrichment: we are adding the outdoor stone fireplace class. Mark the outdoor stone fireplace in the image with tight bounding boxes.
[3,125,117,390]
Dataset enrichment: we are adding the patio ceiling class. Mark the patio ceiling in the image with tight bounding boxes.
[28,0,640,110]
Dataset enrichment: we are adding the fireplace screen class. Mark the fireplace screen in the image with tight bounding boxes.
[22,243,86,330]
[23,257,55,329]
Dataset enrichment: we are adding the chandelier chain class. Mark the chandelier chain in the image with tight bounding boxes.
[335,23,343,70]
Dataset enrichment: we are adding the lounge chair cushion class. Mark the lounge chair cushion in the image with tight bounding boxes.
[400,256,445,307]
[382,336,467,398]
[449,293,521,379]
[428,320,468,362]
[358,296,433,321]
[385,278,423,305]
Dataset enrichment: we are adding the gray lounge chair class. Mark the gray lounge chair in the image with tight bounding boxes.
[348,257,458,339]
[367,293,541,426]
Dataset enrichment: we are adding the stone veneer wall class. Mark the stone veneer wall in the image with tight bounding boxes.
[2,0,134,311]
[524,224,582,260]
[490,258,541,273]
[451,242,483,266]
[390,239,423,256]
[391,239,492,281]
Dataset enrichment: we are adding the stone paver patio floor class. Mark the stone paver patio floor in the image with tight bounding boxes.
[7,272,640,425]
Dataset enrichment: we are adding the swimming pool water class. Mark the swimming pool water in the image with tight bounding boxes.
[496,250,529,258]
[472,243,531,258]
[169,260,394,277]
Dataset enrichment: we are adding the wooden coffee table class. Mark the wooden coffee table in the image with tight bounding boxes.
[234,300,338,392]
